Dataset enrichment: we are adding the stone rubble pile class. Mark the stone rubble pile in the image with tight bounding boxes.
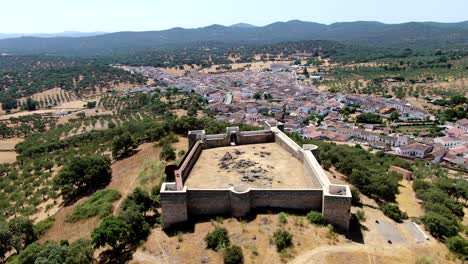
[217,149,274,186]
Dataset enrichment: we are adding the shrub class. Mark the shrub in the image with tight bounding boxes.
[447,236,468,260]
[322,160,332,170]
[380,203,407,222]
[34,217,55,237]
[278,212,287,225]
[422,212,460,239]
[326,224,337,240]
[160,144,176,161]
[306,211,326,225]
[205,227,230,251]
[415,256,434,264]
[356,209,366,222]
[66,189,121,222]
[223,245,244,264]
[351,187,361,206]
[273,230,293,252]
[177,150,186,157]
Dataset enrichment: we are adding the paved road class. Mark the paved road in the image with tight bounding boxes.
[403,220,429,243]
[376,220,404,244]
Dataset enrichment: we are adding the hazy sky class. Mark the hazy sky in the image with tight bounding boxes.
[1,0,467,33]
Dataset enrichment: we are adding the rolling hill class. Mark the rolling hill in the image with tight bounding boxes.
[0,20,467,56]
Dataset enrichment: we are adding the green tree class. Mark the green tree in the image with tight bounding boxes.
[112,132,136,158]
[160,144,176,161]
[118,204,150,243]
[34,241,68,264]
[0,220,10,259]
[356,113,382,124]
[0,94,17,112]
[7,217,37,253]
[92,216,132,250]
[65,239,94,264]
[205,227,230,251]
[273,230,293,252]
[24,98,39,111]
[422,212,459,239]
[86,101,97,109]
[54,155,112,200]
[223,245,244,264]
[253,92,261,100]
[447,236,468,260]
[120,187,154,214]
[380,203,407,222]
[389,111,400,121]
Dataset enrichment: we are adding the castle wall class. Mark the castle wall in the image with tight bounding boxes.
[174,141,203,189]
[205,135,230,148]
[162,124,352,231]
[322,189,352,231]
[230,188,251,217]
[187,189,231,215]
[273,129,304,162]
[238,130,275,145]
[161,187,324,227]
[250,189,323,210]
[160,185,188,228]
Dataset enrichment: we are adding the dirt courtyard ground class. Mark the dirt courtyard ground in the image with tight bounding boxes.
[185,143,317,189]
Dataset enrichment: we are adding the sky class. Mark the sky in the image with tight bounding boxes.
[0,0,467,33]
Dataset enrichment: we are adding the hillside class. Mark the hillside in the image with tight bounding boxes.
[1,20,468,55]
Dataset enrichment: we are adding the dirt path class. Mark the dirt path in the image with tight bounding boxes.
[110,143,162,213]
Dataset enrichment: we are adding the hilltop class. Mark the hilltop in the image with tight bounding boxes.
[1,20,468,55]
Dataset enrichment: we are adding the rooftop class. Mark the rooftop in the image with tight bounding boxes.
[184,142,320,189]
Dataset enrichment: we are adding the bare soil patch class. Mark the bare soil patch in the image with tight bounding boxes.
[185,143,315,189]
[0,137,23,150]
[0,152,17,164]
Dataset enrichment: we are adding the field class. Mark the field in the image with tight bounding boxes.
[0,137,23,163]
[396,180,424,218]
[199,60,294,73]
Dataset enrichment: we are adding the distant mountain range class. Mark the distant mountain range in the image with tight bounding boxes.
[1,20,467,56]
[0,31,107,40]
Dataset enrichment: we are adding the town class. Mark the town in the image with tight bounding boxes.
[126,63,468,173]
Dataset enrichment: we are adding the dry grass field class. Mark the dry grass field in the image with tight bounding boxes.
[133,213,347,264]
[396,180,424,218]
[199,60,294,73]
[0,137,24,163]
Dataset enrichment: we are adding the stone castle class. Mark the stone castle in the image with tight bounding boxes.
[160,121,352,231]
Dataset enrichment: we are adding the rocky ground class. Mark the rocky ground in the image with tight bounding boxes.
[217,148,275,187]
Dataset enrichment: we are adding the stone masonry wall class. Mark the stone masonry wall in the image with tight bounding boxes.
[187,190,231,216]
[250,189,323,211]
[322,194,352,231]
[180,143,203,182]
[205,136,230,148]
[273,132,304,162]
[160,189,188,228]
[238,132,275,145]
[161,188,324,227]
